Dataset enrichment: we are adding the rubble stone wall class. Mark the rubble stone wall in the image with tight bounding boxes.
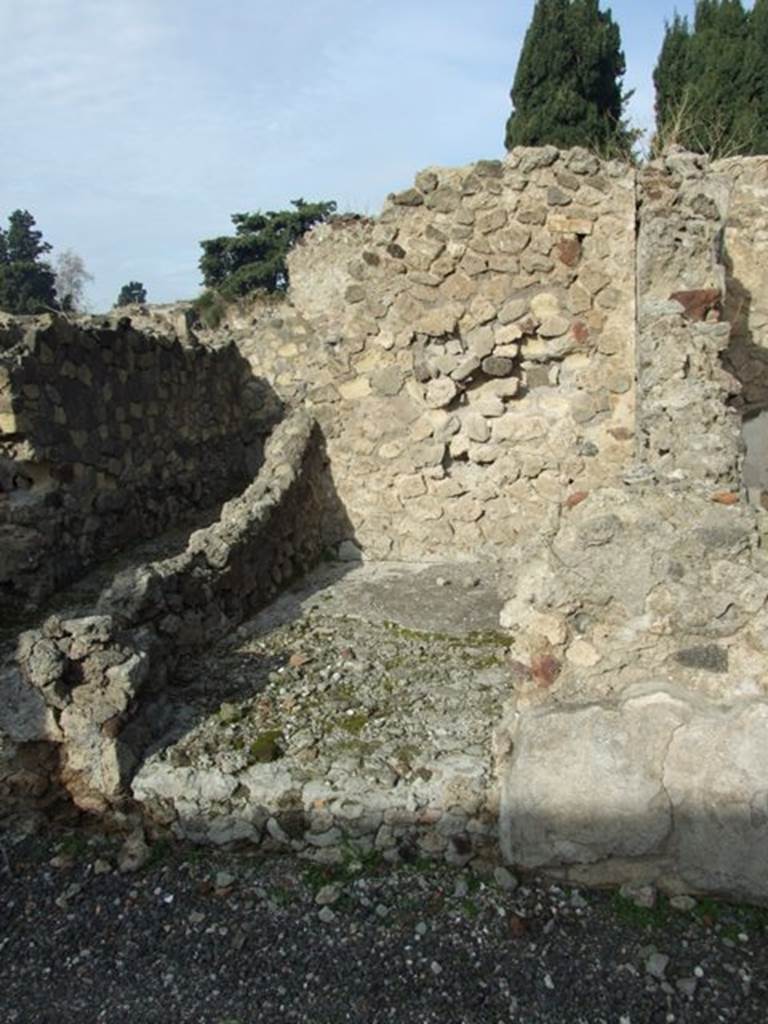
[0,315,273,610]
[234,147,638,560]
[1,409,333,812]
[636,153,743,488]
[719,156,768,411]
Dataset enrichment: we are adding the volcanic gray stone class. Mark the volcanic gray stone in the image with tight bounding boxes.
[481,356,515,378]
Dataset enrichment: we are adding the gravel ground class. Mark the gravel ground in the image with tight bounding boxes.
[1,824,766,1024]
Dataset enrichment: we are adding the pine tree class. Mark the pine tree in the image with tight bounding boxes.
[199,199,336,298]
[0,210,58,314]
[505,0,633,154]
[115,281,147,307]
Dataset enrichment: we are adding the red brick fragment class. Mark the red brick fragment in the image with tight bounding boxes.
[565,490,589,509]
[531,654,562,688]
[571,320,590,345]
[710,491,739,505]
[669,288,721,322]
[557,237,582,267]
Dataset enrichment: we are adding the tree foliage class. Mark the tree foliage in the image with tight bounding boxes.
[0,210,58,314]
[199,198,337,299]
[115,281,147,307]
[505,0,634,154]
[653,13,692,137]
[653,0,768,156]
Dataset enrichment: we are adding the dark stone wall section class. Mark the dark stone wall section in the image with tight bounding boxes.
[0,315,275,611]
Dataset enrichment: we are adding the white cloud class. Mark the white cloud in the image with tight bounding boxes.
[1,0,703,309]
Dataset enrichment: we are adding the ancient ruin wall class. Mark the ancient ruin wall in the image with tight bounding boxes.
[636,152,743,488]
[718,156,768,379]
[2,409,333,812]
[0,315,273,610]
[234,147,637,560]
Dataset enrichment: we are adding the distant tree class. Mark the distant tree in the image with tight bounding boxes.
[199,198,337,299]
[653,0,763,155]
[115,281,147,307]
[54,249,93,312]
[0,210,58,314]
[505,0,634,155]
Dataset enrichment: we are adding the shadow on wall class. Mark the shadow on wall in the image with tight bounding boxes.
[0,406,359,817]
[499,804,768,907]
[720,252,768,502]
[0,318,284,616]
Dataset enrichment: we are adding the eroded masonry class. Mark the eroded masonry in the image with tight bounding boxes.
[3,147,768,904]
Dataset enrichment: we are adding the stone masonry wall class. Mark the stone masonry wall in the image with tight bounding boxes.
[1,409,334,813]
[230,147,637,560]
[636,151,743,489]
[718,155,768,412]
[0,314,274,611]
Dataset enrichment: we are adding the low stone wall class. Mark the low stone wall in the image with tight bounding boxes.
[0,409,339,813]
[494,484,768,904]
[0,314,274,610]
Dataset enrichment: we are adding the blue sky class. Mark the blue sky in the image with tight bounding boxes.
[0,1,721,311]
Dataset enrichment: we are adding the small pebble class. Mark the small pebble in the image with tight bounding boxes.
[620,883,657,909]
[318,907,336,924]
[670,895,697,912]
[315,883,341,906]
[676,977,698,998]
[493,866,518,892]
[646,952,670,980]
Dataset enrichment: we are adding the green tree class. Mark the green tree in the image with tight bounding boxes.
[741,0,768,153]
[653,0,763,155]
[199,198,336,299]
[652,13,691,141]
[115,281,147,307]
[505,0,634,154]
[0,210,58,314]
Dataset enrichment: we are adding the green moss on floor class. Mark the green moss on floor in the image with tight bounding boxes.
[248,730,284,763]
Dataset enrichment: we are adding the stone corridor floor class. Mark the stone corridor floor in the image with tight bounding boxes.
[133,561,512,859]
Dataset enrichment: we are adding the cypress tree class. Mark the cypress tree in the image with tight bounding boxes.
[653,0,765,156]
[652,14,691,142]
[741,0,768,153]
[505,0,633,154]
